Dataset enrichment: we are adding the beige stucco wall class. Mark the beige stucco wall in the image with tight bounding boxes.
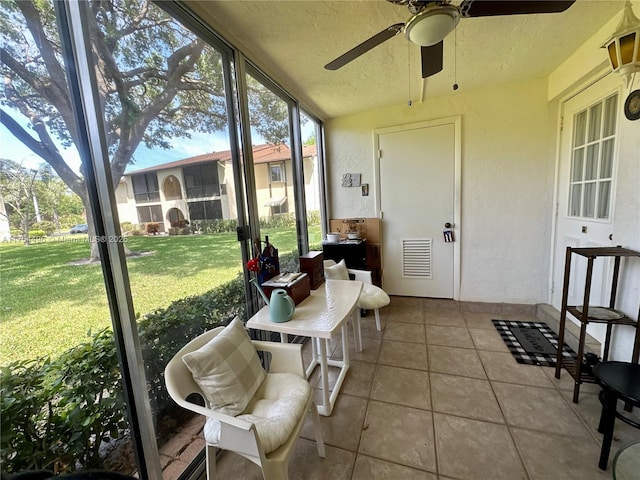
[325,78,555,305]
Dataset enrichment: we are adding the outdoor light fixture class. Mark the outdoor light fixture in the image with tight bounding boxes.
[602,0,640,88]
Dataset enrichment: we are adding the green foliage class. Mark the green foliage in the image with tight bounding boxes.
[0,277,246,473]
[120,222,136,233]
[34,221,56,235]
[28,229,46,239]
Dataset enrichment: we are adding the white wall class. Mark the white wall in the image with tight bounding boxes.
[548,1,640,361]
[325,78,555,304]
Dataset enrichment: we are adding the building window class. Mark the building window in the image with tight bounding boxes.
[136,205,163,224]
[132,173,160,202]
[183,163,219,198]
[188,200,222,220]
[269,163,285,184]
[568,94,617,219]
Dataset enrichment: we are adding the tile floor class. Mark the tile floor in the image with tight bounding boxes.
[212,297,640,479]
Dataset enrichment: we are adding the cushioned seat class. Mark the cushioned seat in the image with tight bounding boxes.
[324,259,390,331]
[165,317,325,480]
[204,372,310,454]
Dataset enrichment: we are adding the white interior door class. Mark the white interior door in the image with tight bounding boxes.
[377,119,459,298]
[552,75,621,313]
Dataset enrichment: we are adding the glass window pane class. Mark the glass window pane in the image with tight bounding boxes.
[583,182,596,218]
[597,181,611,219]
[600,139,614,179]
[569,184,582,216]
[573,111,587,146]
[585,144,599,181]
[246,69,298,268]
[300,110,323,249]
[571,148,584,182]
[602,94,618,137]
[587,103,602,142]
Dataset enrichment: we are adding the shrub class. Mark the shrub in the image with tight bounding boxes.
[28,229,46,239]
[120,222,135,233]
[0,275,247,474]
[34,221,56,235]
[170,219,189,229]
[9,227,22,238]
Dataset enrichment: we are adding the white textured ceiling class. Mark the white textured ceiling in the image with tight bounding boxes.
[188,0,625,119]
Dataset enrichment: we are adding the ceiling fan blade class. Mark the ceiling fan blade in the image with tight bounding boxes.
[421,42,443,78]
[460,0,575,17]
[325,23,404,70]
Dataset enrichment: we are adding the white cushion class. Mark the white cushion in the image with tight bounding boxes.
[323,259,349,281]
[204,372,310,453]
[182,317,266,416]
[357,283,391,310]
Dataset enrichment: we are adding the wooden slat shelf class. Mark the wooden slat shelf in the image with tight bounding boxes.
[567,306,638,326]
[555,246,640,404]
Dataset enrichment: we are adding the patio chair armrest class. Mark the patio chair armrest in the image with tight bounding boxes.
[252,340,305,377]
[347,268,373,285]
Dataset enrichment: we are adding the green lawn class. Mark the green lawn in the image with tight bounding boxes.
[0,227,319,365]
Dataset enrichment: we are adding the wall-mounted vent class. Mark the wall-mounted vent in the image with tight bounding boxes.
[402,239,432,279]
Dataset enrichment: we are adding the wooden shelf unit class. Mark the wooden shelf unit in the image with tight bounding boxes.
[554,246,640,403]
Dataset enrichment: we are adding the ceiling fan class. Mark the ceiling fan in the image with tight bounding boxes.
[324,0,576,78]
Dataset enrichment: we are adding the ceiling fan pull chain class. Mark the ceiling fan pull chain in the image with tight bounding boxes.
[453,24,459,91]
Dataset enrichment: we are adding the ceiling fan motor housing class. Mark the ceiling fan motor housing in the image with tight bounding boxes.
[404,4,460,46]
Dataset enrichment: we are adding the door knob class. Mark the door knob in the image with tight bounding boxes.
[445,222,453,228]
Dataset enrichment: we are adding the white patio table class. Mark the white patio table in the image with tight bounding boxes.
[246,279,363,416]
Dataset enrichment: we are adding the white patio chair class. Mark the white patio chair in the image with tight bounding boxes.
[323,259,390,331]
[164,317,325,480]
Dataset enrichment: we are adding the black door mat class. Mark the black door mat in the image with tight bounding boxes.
[492,320,578,367]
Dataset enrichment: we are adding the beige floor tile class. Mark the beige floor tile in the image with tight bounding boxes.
[478,351,554,387]
[301,393,368,452]
[430,373,504,423]
[423,309,466,326]
[383,321,426,343]
[382,305,424,324]
[390,296,422,307]
[371,365,431,410]
[511,428,608,480]
[214,449,263,479]
[422,298,460,310]
[468,327,511,352]
[463,312,509,329]
[426,325,474,348]
[541,366,602,394]
[492,382,592,438]
[359,400,436,472]
[332,334,382,364]
[379,339,429,370]
[560,391,640,449]
[434,413,527,480]
[352,455,437,479]
[428,345,487,379]
[360,314,386,339]
[341,360,376,398]
[289,438,357,480]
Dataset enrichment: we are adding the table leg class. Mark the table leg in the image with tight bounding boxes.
[318,338,330,416]
[352,307,363,352]
[599,388,617,470]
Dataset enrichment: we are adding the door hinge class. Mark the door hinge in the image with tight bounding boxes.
[378,149,382,159]
[559,116,564,132]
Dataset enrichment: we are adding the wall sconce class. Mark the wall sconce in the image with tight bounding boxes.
[601,0,640,88]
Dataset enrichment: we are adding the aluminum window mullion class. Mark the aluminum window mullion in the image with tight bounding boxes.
[54,2,161,478]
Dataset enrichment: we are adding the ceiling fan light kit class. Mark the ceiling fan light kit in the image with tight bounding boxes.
[404,5,460,47]
[325,0,576,79]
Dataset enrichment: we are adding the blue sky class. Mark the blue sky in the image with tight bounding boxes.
[1,113,316,176]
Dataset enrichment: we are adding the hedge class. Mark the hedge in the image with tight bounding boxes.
[0,271,249,474]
